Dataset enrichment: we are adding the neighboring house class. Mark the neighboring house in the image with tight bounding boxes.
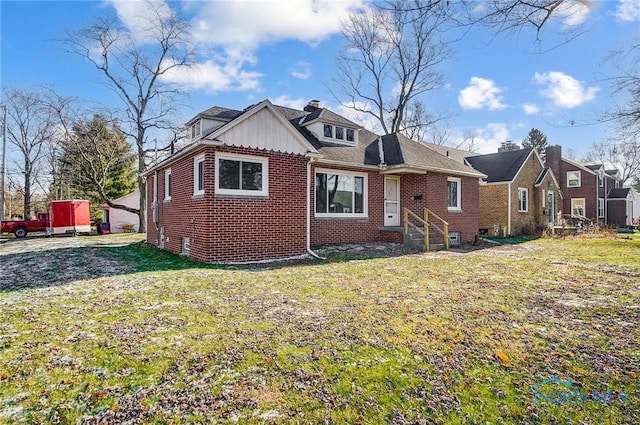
[546,145,624,225]
[100,191,140,232]
[143,99,485,263]
[465,148,562,236]
[607,188,634,227]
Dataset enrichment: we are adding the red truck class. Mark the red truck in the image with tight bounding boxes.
[1,212,49,238]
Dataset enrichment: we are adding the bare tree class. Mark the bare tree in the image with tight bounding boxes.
[66,0,194,232]
[2,88,59,218]
[584,140,640,186]
[605,40,640,141]
[332,0,454,138]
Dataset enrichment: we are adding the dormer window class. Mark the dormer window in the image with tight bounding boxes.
[320,123,357,145]
[346,129,355,142]
[190,120,202,140]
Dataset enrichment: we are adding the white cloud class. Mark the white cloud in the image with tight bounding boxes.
[105,0,174,43]
[289,61,312,80]
[523,103,540,115]
[160,48,262,93]
[191,0,368,48]
[471,123,511,154]
[613,0,640,22]
[555,0,594,27]
[272,95,308,110]
[458,77,507,111]
[533,71,599,108]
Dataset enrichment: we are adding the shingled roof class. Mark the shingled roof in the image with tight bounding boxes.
[465,148,534,183]
[608,188,630,199]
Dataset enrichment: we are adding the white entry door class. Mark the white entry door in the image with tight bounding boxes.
[384,176,400,226]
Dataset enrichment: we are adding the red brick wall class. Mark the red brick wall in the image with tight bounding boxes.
[558,163,598,222]
[401,174,479,244]
[148,146,307,263]
[310,167,480,246]
[310,165,387,245]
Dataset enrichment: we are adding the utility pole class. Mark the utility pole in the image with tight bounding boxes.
[1,104,7,221]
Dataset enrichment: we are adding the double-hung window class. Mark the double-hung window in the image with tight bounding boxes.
[567,171,581,188]
[598,198,605,218]
[571,198,585,217]
[518,188,528,212]
[447,177,461,211]
[315,169,367,217]
[193,154,205,196]
[215,152,268,197]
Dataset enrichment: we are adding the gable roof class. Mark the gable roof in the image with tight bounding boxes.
[465,148,534,183]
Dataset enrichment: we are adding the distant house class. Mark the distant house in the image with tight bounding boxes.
[142,99,485,263]
[100,191,140,233]
[546,145,626,226]
[607,188,634,227]
[465,148,562,236]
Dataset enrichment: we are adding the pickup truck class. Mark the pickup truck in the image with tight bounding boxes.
[1,213,48,238]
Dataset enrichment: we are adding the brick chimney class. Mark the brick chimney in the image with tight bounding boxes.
[545,145,562,188]
[303,99,320,112]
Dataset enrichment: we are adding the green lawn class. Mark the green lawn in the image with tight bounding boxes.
[0,233,639,424]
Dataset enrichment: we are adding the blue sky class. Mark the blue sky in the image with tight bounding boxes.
[1,0,639,156]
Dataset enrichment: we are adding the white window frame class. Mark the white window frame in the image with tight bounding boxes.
[518,188,529,212]
[598,198,605,218]
[215,152,269,197]
[571,198,585,217]
[193,154,205,196]
[164,169,172,201]
[567,171,581,188]
[542,189,546,208]
[598,174,604,187]
[314,168,368,218]
[447,177,461,211]
[191,120,201,140]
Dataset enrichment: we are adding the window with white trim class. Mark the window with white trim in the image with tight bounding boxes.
[567,171,581,188]
[164,169,172,200]
[598,198,604,218]
[315,169,367,217]
[542,189,546,208]
[447,177,461,211]
[320,123,357,145]
[571,198,585,217]
[598,174,604,187]
[193,154,205,196]
[215,152,268,197]
[190,120,201,140]
[518,188,528,212]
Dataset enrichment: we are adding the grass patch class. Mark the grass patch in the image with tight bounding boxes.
[0,233,638,423]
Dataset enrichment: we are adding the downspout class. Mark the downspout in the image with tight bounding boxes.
[307,157,324,259]
[507,182,512,236]
[153,171,159,231]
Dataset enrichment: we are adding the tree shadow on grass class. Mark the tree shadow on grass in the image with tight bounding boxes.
[0,241,224,293]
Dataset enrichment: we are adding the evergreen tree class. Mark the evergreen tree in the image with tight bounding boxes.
[522,128,548,160]
[56,115,136,219]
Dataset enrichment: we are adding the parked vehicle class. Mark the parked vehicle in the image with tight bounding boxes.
[1,213,49,238]
[46,200,91,236]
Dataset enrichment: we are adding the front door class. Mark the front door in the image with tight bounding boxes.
[547,191,555,226]
[384,176,400,226]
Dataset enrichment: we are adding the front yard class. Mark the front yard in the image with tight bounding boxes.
[0,233,638,424]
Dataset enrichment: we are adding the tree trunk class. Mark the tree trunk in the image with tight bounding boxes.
[137,144,147,233]
[23,160,32,218]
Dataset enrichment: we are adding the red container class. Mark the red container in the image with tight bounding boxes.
[46,200,92,236]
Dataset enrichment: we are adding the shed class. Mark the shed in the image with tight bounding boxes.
[101,191,140,233]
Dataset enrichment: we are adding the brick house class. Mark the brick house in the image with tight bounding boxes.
[465,148,562,236]
[545,145,625,225]
[143,99,485,263]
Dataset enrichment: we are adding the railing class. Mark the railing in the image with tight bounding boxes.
[403,207,450,251]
